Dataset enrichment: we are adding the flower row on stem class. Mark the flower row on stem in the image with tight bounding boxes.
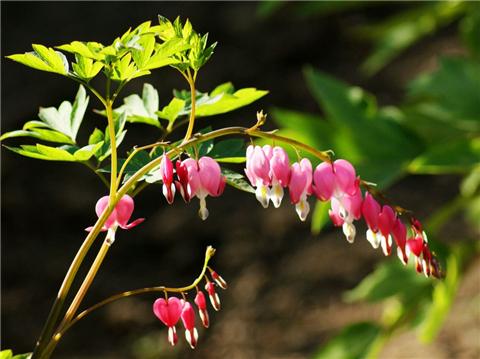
[153,141,440,278]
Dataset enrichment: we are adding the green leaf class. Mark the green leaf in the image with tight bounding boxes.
[37,85,89,142]
[195,87,268,117]
[113,83,160,127]
[94,112,128,162]
[156,98,185,123]
[407,57,480,134]
[408,138,480,174]
[0,128,73,144]
[73,143,104,161]
[71,54,104,81]
[57,41,106,61]
[310,200,331,235]
[209,139,245,159]
[344,259,431,304]
[313,322,381,359]
[0,350,13,359]
[36,144,77,161]
[7,44,69,75]
[221,168,254,194]
[301,67,422,187]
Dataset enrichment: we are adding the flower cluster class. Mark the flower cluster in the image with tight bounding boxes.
[160,155,226,220]
[245,145,440,278]
[152,269,227,348]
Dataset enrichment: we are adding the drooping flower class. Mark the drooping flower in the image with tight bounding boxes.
[175,159,192,202]
[210,269,228,289]
[181,157,226,220]
[194,290,209,328]
[406,219,437,277]
[205,281,221,311]
[153,297,184,346]
[392,218,408,265]
[269,146,291,208]
[245,145,272,208]
[180,301,199,349]
[289,158,313,221]
[160,154,175,204]
[329,189,363,243]
[85,195,144,233]
[313,159,358,201]
[377,205,396,256]
[362,192,382,248]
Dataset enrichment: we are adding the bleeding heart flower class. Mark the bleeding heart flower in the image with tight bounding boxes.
[376,205,396,256]
[269,146,291,208]
[85,195,144,234]
[392,218,408,265]
[313,159,358,201]
[205,281,221,311]
[289,158,313,221]
[210,269,228,289]
[245,145,272,208]
[160,155,175,204]
[181,301,199,349]
[194,290,209,328]
[153,297,184,346]
[182,157,226,220]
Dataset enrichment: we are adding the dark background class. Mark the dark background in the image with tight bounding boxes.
[2,2,477,359]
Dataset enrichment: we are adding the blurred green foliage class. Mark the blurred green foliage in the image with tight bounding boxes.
[263,2,479,358]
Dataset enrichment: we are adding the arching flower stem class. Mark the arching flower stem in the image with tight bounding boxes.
[51,246,216,341]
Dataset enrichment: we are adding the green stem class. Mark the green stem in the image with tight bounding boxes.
[43,234,114,357]
[106,101,118,199]
[182,70,197,143]
[31,195,120,359]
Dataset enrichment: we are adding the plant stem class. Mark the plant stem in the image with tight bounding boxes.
[182,70,197,143]
[53,246,216,338]
[106,101,118,199]
[42,235,113,357]
[31,198,119,359]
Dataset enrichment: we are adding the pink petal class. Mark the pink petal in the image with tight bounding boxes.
[262,145,273,160]
[153,297,184,327]
[377,205,396,238]
[391,218,407,250]
[95,196,117,229]
[362,193,381,231]
[122,217,145,230]
[180,301,196,330]
[183,158,200,197]
[251,146,271,185]
[289,162,307,204]
[270,146,290,186]
[194,291,207,310]
[160,155,174,185]
[342,189,363,220]
[406,236,424,257]
[198,156,222,196]
[313,162,335,201]
[333,159,357,196]
[115,195,135,228]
